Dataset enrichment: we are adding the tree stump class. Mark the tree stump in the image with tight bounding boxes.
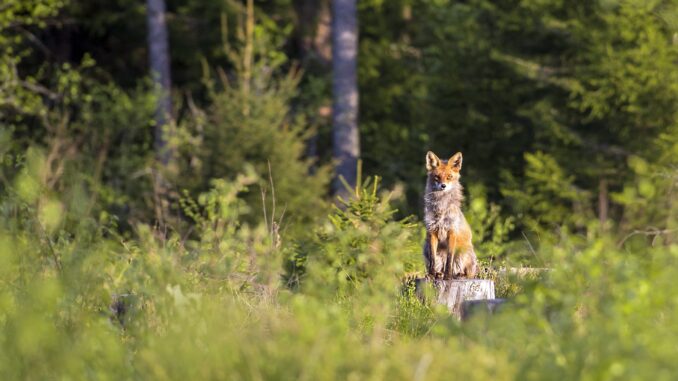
[415,279,496,319]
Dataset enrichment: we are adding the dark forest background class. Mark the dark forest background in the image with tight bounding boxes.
[5,0,678,234]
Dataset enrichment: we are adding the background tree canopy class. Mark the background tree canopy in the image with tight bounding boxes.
[5,0,677,237]
[1,0,678,379]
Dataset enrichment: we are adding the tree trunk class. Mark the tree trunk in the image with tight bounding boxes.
[598,178,608,230]
[294,0,332,172]
[331,0,360,197]
[146,0,173,166]
[294,0,332,68]
[415,279,496,319]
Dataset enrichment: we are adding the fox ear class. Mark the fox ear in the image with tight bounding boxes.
[449,152,463,171]
[426,151,441,171]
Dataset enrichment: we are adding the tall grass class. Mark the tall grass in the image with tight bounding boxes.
[1,154,677,380]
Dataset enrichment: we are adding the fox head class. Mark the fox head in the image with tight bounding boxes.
[425,151,462,192]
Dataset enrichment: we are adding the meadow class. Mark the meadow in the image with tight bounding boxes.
[2,167,677,380]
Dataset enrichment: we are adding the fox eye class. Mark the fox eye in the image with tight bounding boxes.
[434,176,440,182]
[447,176,454,180]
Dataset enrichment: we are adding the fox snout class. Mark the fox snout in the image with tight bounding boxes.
[430,179,449,192]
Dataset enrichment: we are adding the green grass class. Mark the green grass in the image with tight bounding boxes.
[1,175,677,380]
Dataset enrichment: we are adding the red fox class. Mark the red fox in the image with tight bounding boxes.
[423,151,478,280]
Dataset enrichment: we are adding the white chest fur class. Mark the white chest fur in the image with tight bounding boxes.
[423,184,465,235]
[424,205,462,236]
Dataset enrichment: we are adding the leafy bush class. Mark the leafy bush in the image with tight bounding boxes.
[289,175,421,297]
[181,17,331,231]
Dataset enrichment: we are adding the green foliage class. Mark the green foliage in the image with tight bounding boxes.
[178,13,330,230]
[355,0,678,247]
[1,58,158,231]
[466,183,516,260]
[613,121,678,246]
[2,1,678,380]
[3,158,678,379]
[295,175,420,298]
[502,151,593,236]
[176,168,284,290]
[390,282,439,338]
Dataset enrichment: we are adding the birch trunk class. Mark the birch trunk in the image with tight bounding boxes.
[146,0,172,165]
[331,0,360,196]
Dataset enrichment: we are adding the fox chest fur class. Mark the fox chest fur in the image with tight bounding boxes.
[424,186,466,238]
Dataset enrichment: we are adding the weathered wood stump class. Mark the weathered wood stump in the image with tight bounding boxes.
[415,279,496,319]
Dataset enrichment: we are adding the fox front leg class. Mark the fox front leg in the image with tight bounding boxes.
[427,232,440,279]
[445,231,458,279]
[443,252,453,280]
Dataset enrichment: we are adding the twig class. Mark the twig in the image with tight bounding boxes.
[522,231,545,266]
[37,221,62,272]
[617,227,678,248]
[267,160,284,251]
[260,186,269,232]
[20,80,60,100]
[277,205,287,227]
[16,26,52,58]
[267,160,276,227]
[179,225,195,249]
